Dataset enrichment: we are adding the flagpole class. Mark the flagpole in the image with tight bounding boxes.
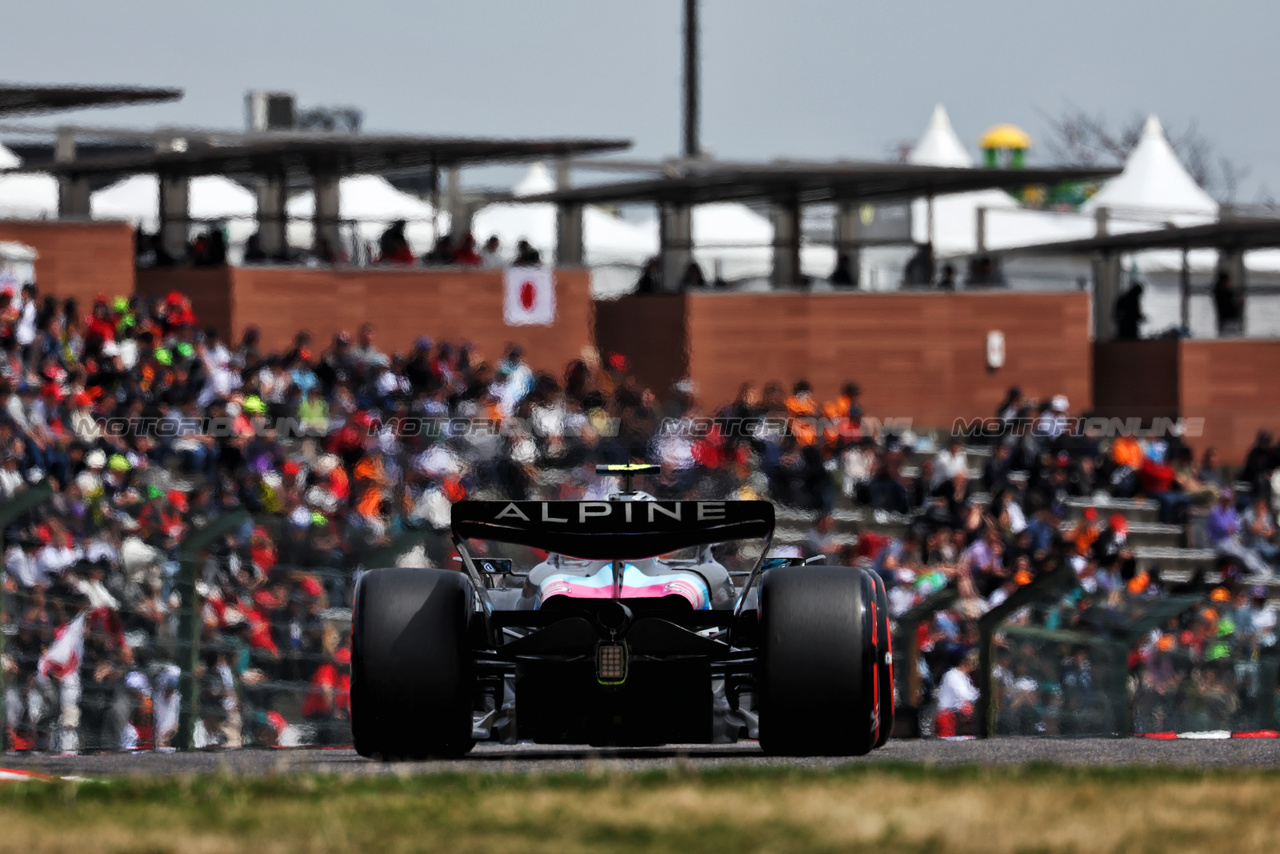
[683,0,700,159]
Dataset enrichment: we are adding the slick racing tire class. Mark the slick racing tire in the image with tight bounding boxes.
[756,566,875,757]
[863,569,895,748]
[351,568,476,759]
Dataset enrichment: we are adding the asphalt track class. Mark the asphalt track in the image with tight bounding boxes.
[5,738,1280,778]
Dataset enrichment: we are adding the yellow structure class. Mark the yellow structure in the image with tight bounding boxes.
[981,124,1032,168]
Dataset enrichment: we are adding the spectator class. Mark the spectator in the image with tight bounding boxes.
[424,233,455,265]
[1241,496,1280,566]
[803,514,839,561]
[1206,490,1271,578]
[512,240,541,267]
[931,437,968,490]
[350,324,388,371]
[1138,448,1189,524]
[937,263,957,291]
[680,261,707,289]
[635,257,662,294]
[935,650,979,736]
[480,235,503,268]
[1113,282,1145,339]
[903,243,934,286]
[829,254,856,287]
[453,234,483,267]
[302,647,351,746]
[1241,431,1274,501]
[1212,270,1244,337]
[378,221,415,265]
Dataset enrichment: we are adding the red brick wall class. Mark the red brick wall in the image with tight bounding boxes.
[0,220,134,307]
[682,291,1093,425]
[167,266,596,375]
[1093,339,1179,420]
[1178,340,1280,462]
[594,294,689,395]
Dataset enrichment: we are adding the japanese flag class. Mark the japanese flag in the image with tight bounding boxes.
[504,268,556,326]
[38,613,86,682]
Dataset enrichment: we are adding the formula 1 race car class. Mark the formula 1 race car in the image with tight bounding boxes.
[351,464,893,759]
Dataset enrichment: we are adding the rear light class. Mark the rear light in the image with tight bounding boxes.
[596,641,629,686]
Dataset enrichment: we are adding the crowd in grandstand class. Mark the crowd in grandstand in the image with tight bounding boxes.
[141,223,524,272]
[1,280,1278,751]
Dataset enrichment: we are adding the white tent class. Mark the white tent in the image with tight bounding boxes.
[91,174,259,254]
[907,104,1023,256]
[686,203,834,285]
[471,163,557,260]
[904,105,1171,257]
[0,241,36,293]
[910,104,974,168]
[689,203,774,282]
[286,174,447,257]
[473,163,658,267]
[92,175,160,227]
[0,142,58,220]
[1081,115,1218,225]
[1074,115,1235,276]
[584,208,659,267]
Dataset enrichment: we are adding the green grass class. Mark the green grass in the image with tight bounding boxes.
[1,763,1277,854]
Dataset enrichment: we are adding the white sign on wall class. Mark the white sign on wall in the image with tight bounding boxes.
[987,330,1006,369]
[503,268,556,326]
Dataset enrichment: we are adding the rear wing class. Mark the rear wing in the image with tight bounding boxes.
[451,499,775,560]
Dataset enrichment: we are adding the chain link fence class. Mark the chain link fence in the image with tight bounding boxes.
[1,482,458,754]
[988,586,1280,737]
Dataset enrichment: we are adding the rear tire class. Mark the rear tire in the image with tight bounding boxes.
[756,566,875,756]
[864,569,895,748]
[351,568,476,759]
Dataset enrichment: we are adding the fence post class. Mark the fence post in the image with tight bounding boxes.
[1259,645,1280,731]
[892,586,957,735]
[0,482,53,753]
[976,559,1077,738]
[174,510,250,752]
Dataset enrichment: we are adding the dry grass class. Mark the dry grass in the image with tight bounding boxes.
[0,763,1277,854]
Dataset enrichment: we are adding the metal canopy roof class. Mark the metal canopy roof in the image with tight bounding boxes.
[25,133,631,179]
[1003,217,1280,255]
[521,161,1119,205]
[0,84,182,117]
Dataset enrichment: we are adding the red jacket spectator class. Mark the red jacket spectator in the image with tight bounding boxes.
[302,650,351,718]
[1138,457,1176,494]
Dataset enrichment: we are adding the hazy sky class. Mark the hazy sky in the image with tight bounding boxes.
[6,0,1280,198]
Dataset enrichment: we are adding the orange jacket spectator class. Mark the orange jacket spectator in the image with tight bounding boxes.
[785,382,819,446]
[1070,508,1100,556]
[1111,436,1143,469]
[821,393,862,447]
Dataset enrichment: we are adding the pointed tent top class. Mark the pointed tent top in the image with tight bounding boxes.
[908,104,973,168]
[515,162,555,197]
[1082,113,1217,220]
[0,142,22,170]
[1141,113,1164,140]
